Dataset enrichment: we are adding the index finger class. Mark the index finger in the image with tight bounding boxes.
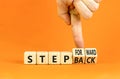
[70,9,84,48]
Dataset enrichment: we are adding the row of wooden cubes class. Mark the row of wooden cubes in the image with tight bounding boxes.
[24,48,97,64]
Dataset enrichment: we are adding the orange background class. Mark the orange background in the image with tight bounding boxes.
[0,0,120,79]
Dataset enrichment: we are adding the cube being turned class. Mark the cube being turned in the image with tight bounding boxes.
[85,48,97,64]
[24,51,37,64]
[72,48,85,64]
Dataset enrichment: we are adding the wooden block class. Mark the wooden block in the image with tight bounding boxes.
[72,48,85,64]
[85,48,97,64]
[37,51,48,64]
[61,51,72,64]
[49,51,60,64]
[24,51,36,64]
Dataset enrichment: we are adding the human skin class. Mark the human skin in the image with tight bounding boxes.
[57,0,101,48]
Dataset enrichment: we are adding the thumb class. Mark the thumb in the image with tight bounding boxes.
[70,9,84,48]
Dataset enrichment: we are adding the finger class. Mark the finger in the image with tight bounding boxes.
[70,9,84,48]
[82,0,99,12]
[64,0,74,6]
[74,0,93,19]
[57,0,71,25]
[94,0,102,3]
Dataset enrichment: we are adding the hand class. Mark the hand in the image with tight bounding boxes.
[57,0,101,48]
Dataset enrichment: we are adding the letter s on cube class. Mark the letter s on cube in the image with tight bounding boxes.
[24,51,37,64]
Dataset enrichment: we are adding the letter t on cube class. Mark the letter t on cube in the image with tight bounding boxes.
[37,51,48,64]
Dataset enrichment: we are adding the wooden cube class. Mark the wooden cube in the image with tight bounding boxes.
[24,51,37,64]
[85,48,97,64]
[37,51,48,64]
[72,48,85,64]
[49,51,60,64]
[61,51,72,64]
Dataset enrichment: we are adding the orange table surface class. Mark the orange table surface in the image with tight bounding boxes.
[0,0,120,79]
